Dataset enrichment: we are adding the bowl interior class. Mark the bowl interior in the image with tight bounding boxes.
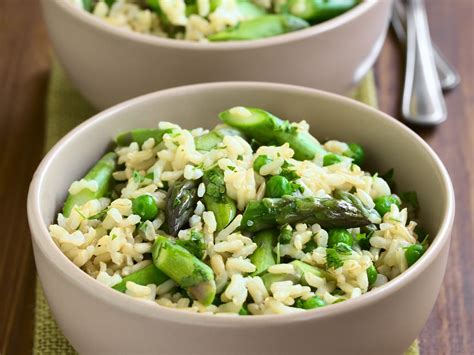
[37,83,449,242]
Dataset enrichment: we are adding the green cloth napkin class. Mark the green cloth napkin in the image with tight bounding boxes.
[33,62,419,355]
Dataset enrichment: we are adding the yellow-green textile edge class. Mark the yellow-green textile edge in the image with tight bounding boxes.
[33,63,419,355]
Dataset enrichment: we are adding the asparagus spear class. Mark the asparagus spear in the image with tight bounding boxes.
[290,260,334,282]
[333,189,381,223]
[152,236,216,305]
[288,0,359,23]
[202,167,237,231]
[262,273,298,290]
[219,107,326,160]
[260,261,331,291]
[63,152,117,217]
[176,230,206,260]
[112,264,169,293]
[208,14,309,41]
[195,124,244,151]
[115,128,174,147]
[240,196,371,233]
[251,229,278,276]
[166,179,199,236]
[237,0,266,20]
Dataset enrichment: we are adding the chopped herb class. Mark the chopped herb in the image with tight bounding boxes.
[237,154,243,161]
[227,165,236,172]
[303,238,318,253]
[380,168,396,190]
[401,191,419,218]
[326,248,343,269]
[132,170,145,183]
[355,233,371,250]
[331,288,345,296]
[335,242,352,255]
[74,207,87,219]
[414,225,429,242]
[145,172,154,180]
[280,161,299,181]
[275,241,281,264]
[88,208,109,220]
[326,242,352,269]
[138,221,147,231]
[111,234,118,240]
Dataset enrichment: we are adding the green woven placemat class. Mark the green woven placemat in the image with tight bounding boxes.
[33,62,419,355]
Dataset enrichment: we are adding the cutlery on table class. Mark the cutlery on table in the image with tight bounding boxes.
[401,0,447,125]
[391,0,460,91]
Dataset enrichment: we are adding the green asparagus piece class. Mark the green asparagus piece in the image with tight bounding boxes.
[333,189,381,222]
[251,229,278,276]
[202,167,237,231]
[240,196,371,233]
[115,128,173,147]
[176,230,206,260]
[290,260,334,282]
[63,152,117,217]
[219,107,326,160]
[166,179,199,236]
[261,261,332,291]
[152,236,216,305]
[237,0,267,20]
[195,124,244,151]
[112,264,169,293]
[262,273,298,290]
[208,14,309,41]
[289,0,359,23]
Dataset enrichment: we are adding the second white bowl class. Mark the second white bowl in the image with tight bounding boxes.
[41,0,392,109]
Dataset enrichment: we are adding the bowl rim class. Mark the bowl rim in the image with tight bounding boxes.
[28,81,455,326]
[49,0,379,51]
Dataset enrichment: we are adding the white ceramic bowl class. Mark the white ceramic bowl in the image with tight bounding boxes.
[41,0,392,109]
[28,82,454,355]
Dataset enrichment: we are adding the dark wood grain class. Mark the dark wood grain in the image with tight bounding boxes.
[0,1,472,354]
[0,0,49,354]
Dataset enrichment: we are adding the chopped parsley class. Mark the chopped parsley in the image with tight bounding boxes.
[326,242,352,269]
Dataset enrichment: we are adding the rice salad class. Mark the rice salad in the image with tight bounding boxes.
[67,0,360,41]
[49,106,428,315]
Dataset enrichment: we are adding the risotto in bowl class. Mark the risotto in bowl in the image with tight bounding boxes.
[41,0,392,108]
[28,82,454,354]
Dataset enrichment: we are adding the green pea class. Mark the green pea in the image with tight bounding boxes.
[253,155,272,173]
[374,195,401,217]
[366,264,377,285]
[344,143,365,166]
[132,194,159,221]
[327,229,353,247]
[323,153,343,167]
[239,305,249,315]
[265,175,293,198]
[301,296,326,309]
[405,244,425,266]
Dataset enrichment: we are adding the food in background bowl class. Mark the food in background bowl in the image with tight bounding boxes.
[68,0,360,41]
[48,106,428,314]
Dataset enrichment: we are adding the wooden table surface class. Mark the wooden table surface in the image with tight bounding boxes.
[0,1,472,354]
